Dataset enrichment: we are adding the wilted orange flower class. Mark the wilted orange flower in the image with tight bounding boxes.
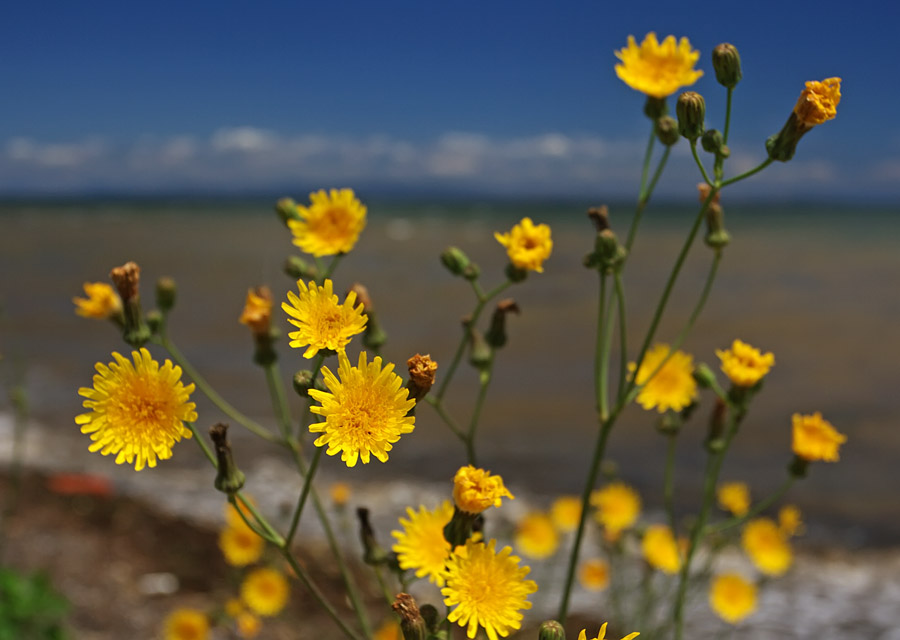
[794,78,841,127]
[792,412,846,462]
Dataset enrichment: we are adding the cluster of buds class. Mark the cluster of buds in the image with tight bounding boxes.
[440,246,480,281]
[584,207,626,274]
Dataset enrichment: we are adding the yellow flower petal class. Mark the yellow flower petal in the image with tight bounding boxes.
[614,32,703,98]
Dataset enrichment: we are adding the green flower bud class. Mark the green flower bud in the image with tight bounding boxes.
[588,229,627,274]
[145,309,163,334]
[788,455,809,478]
[677,91,706,141]
[704,204,731,249]
[284,255,318,280]
[504,263,528,283]
[656,116,680,146]
[363,313,388,350]
[275,197,299,226]
[643,96,668,121]
[485,299,520,349]
[712,43,742,89]
[293,370,326,396]
[538,621,566,640]
[155,277,177,312]
[468,328,493,370]
[766,113,806,162]
[701,129,724,154]
[210,423,246,495]
[693,363,718,389]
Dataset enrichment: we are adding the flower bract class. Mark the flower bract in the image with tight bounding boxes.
[283,279,367,359]
[76,348,197,471]
[241,568,290,617]
[629,344,697,413]
[709,573,758,624]
[494,217,553,273]
[641,524,681,574]
[742,518,793,576]
[308,351,415,467]
[514,512,560,559]
[73,282,123,319]
[794,78,841,127]
[717,481,751,517]
[716,339,774,387]
[614,32,703,98]
[591,482,641,537]
[441,539,538,640]
[792,412,846,462]
[453,465,514,514]
[391,500,454,586]
[287,188,367,256]
[578,622,640,640]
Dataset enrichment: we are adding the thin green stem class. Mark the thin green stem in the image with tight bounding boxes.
[643,146,672,202]
[720,158,774,187]
[285,447,323,547]
[264,361,293,439]
[639,125,656,195]
[722,88,734,146]
[691,141,714,186]
[185,421,217,466]
[424,397,467,442]
[626,138,671,252]
[466,365,494,467]
[707,475,796,535]
[155,335,279,443]
[614,273,629,399]
[323,254,344,280]
[372,566,396,609]
[663,434,678,534]
[227,494,281,544]
[595,275,610,418]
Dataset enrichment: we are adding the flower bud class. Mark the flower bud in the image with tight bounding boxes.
[538,620,566,640]
[704,203,731,249]
[643,96,668,121]
[788,455,809,479]
[677,92,706,141]
[767,78,841,162]
[701,129,724,154]
[693,363,718,389]
[283,256,318,280]
[590,229,627,274]
[657,413,682,435]
[468,328,493,370]
[275,197,299,226]
[407,354,438,401]
[155,277,177,312]
[440,247,472,277]
[356,507,389,565]
[210,423,246,495]
[293,370,326,396]
[706,398,727,451]
[110,261,150,347]
[485,299,520,349]
[392,594,427,640]
[712,43,742,89]
[504,263,527,283]
[146,309,163,334]
[656,115,680,146]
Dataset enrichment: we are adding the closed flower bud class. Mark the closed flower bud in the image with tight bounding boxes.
[146,309,163,334]
[705,203,731,249]
[538,620,566,640]
[656,116,680,146]
[293,370,326,396]
[392,594,427,640]
[275,197,299,226]
[110,261,150,347]
[693,363,718,388]
[210,423,246,495]
[283,255,318,280]
[485,299,520,349]
[505,263,528,283]
[712,43,742,88]
[593,229,627,274]
[468,328,493,370]
[155,277,177,312]
[701,129,724,154]
[677,91,706,141]
[644,96,669,121]
[440,246,472,277]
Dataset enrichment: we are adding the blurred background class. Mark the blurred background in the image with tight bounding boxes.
[1,1,898,637]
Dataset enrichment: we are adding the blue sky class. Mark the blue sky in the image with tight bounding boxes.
[2,1,896,200]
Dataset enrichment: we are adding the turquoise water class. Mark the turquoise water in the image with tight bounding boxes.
[1,199,898,546]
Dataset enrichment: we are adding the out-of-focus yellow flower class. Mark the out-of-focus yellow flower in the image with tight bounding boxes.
[282,279,367,359]
[629,344,697,413]
[578,622,640,640]
[239,286,273,335]
[794,78,841,127]
[163,608,209,640]
[642,524,681,574]
[288,188,367,257]
[391,501,454,586]
[742,518,793,576]
[441,539,538,640]
[219,520,265,567]
[709,573,757,624]
[550,495,583,533]
[494,217,553,273]
[591,482,641,537]
[309,351,415,467]
[716,339,774,387]
[779,505,804,537]
[76,348,196,471]
[717,482,751,517]
[73,282,123,319]
[614,32,703,99]
[373,619,403,640]
[330,481,351,507]
[578,558,610,591]
[241,568,290,617]
[514,512,560,560]
[792,412,846,462]
[453,465,514,515]
[225,498,256,529]
[224,598,244,618]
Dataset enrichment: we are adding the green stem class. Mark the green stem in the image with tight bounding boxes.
[466,364,494,467]
[691,141,714,186]
[663,434,678,534]
[720,158,773,187]
[722,88,734,146]
[614,273,629,400]
[424,397,467,442]
[626,139,671,252]
[639,125,656,195]
[285,447,323,547]
[707,475,796,535]
[227,494,281,544]
[155,335,279,443]
[595,275,610,418]
[264,361,293,439]
[323,254,344,281]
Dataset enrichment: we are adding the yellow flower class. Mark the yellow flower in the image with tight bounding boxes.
[494,217,553,273]
[452,465,514,515]
[716,339,774,387]
[742,518,793,576]
[282,279,367,359]
[374,619,403,640]
[163,608,209,640]
[709,573,757,624]
[241,567,290,617]
[641,524,681,574]
[239,286,273,335]
[441,539,538,640]
[717,482,751,517]
[73,282,122,319]
[76,348,196,471]
[591,482,641,537]
[779,505,803,537]
[330,481,352,507]
[794,77,841,127]
[629,344,697,413]
[219,520,265,567]
[550,495,583,533]
[514,512,560,560]
[792,412,846,462]
[391,501,454,586]
[236,612,262,638]
[224,598,244,618]
[614,32,703,98]
[578,558,610,591]
[287,188,367,256]
[309,351,415,467]
[578,622,640,640]
[225,498,257,529]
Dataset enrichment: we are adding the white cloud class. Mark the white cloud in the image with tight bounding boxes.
[6,137,107,167]
[210,126,277,153]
